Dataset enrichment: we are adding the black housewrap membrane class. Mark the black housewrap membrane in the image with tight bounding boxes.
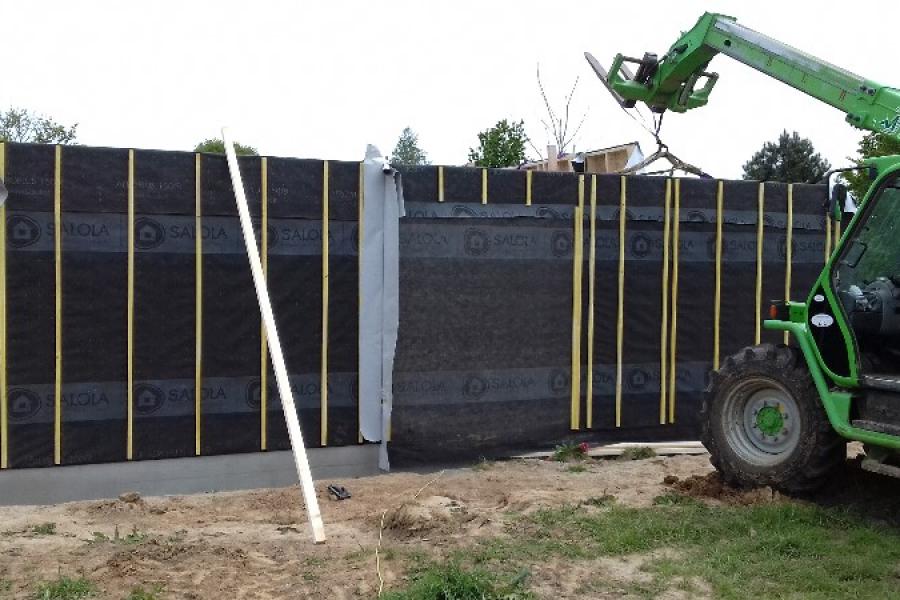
[59,146,129,465]
[391,166,829,464]
[1,140,827,469]
[6,144,57,468]
[132,149,197,460]
[1,143,362,468]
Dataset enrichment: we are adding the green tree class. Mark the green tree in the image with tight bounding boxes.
[468,119,528,168]
[194,138,258,155]
[742,130,830,183]
[391,127,429,166]
[843,132,900,200]
[0,107,77,144]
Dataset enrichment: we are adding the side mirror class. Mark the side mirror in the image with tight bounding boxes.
[827,183,847,222]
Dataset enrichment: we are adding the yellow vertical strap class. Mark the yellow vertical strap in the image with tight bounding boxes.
[194,154,202,456]
[784,184,794,345]
[755,183,765,345]
[569,178,584,430]
[615,176,626,428]
[260,157,268,451]
[668,179,681,424]
[713,181,724,370]
[824,210,832,263]
[54,146,62,465]
[0,142,6,469]
[585,175,597,429]
[321,161,330,446]
[525,170,533,206]
[659,179,671,425]
[437,166,444,203]
[126,150,135,460]
[357,162,364,444]
[481,168,488,205]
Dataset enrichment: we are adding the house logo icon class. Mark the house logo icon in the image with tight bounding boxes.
[631,233,653,258]
[462,375,488,399]
[7,215,41,248]
[551,231,572,257]
[134,217,166,250]
[9,388,42,422]
[549,370,569,394]
[464,229,490,257]
[134,384,165,415]
[245,379,263,409]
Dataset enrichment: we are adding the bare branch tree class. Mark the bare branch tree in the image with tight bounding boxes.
[536,65,588,155]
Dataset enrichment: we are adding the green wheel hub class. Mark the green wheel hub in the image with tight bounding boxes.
[721,376,802,466]
[756,405,785,436]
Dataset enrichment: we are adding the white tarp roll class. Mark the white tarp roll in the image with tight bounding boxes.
[221,128,326,544]
[358,145,403,471]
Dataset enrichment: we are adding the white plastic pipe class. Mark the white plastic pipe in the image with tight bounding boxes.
[222,128,326,544]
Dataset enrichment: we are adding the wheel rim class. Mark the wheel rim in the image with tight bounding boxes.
[721,376,801,466]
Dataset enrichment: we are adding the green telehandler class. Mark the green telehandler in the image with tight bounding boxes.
[587,12,900,492]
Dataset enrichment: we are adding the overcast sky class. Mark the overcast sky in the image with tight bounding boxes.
[3,1,897,179]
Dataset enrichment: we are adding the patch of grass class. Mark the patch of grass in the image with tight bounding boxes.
[30,523,57,536]
[566,464,587,473]
[1,579,11,594]
[552,441,587,462]
[472,500,900,599]
[381,563,533,600]
[582,494,616,508]
[619,446,656,461]
[124,585,162,600]
[652,493,700,507]
[472,458,494,471]
[118,526,147,545]
[32,576,95,600]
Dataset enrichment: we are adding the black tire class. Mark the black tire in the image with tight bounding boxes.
[700,343,844,494]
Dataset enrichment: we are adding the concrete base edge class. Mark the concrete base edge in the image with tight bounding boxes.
[0,445,381,506]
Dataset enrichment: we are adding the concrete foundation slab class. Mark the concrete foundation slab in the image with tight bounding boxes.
[0,445,381,506]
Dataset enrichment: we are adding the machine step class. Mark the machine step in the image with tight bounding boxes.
[861,458,900,479]
[860,374,900,392]
[851,419,900,437]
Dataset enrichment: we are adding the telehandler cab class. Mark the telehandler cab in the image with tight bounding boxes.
[587,13,900,492]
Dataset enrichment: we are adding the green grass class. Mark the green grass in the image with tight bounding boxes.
[30,523,57,536]
[124,586,162,600]
[468,501,900,599]
[566,464,587,473]
[619,447,657,461]
[581,494,616,508]
[552,442,586,462]
[381,563,533,600]
[32,577,95,600]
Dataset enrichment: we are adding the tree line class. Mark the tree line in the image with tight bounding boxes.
[1,106,896,188]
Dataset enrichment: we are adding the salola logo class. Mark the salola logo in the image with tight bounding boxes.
[134,217,166,250]
[462,375,488,399]
[630,233,653,258]
[134,383,165,415]
[464,229,490,256]
[8,388,41,422]
[7,215,42,248]
[548,370,569,394]
[550,231,573,257]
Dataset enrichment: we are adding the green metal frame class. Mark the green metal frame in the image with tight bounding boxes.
[606,12,900,137]
[600,12,900,450]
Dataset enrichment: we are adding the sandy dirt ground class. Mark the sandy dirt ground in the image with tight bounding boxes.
[1,449,894,599]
